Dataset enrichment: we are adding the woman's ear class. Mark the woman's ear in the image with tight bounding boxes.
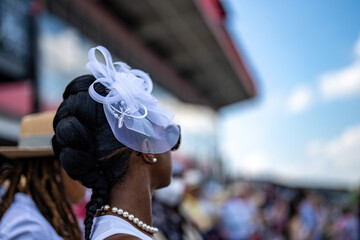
[140,139,156,164]
[141,152,155,164]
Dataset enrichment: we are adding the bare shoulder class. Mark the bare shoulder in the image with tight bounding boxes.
[104,234,143,240]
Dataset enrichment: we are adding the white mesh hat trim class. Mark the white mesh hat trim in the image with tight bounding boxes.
[87,46,180,153]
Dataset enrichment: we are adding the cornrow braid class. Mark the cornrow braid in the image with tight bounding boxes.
[52,75,132,240]
[84,176,110,239]
[0,157,82,240]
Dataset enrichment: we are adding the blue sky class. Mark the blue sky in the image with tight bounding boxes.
[219,0,360,187]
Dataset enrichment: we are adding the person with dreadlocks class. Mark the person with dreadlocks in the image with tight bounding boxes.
[52,46,181,240]
[0,111,85,240]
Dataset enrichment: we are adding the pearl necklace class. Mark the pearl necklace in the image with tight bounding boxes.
[100,205,158,234]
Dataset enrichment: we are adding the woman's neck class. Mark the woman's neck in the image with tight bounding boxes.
[107,175,154,227]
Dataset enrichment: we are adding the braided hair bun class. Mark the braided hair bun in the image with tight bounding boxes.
[52,75,132,240]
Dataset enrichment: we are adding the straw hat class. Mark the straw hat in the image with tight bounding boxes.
[0,111,55,159]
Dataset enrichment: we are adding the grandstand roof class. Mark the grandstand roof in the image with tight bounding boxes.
[46,0,256,109]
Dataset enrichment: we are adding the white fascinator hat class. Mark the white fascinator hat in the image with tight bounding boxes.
[87,46,180,154]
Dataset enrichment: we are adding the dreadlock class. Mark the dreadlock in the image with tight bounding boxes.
[0,157,82,240]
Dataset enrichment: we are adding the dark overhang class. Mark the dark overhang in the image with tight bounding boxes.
[45,0,256,109]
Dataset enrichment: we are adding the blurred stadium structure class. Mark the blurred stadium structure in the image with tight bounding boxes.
[0,0,256,177]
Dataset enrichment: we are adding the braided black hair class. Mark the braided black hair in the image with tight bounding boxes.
[52,75,132,240]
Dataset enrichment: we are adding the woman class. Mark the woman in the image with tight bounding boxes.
[52,46,181,240]
[0,111,84,240]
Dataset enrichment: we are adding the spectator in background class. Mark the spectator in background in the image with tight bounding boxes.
[153,163,203,240]
[265,196,289,238]
[288,203,310,240]
[333,206,358,240]
[0,111,85,240]
[220,182,256,240]
[202,179,227,239]
[299,192,327,240]
[182,168,213,234]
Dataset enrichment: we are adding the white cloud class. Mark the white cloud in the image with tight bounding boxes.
[284,34,360,114]
[318,35,360,100]
[287,86,313,113]
[307,123,360,185]
[241,151,269,175]
[319,61,360,100]
[286,35,360,113]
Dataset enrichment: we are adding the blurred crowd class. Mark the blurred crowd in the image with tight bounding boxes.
[151,164,359,240]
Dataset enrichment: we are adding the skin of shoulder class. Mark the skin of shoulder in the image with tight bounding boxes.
[105,233,143,240]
